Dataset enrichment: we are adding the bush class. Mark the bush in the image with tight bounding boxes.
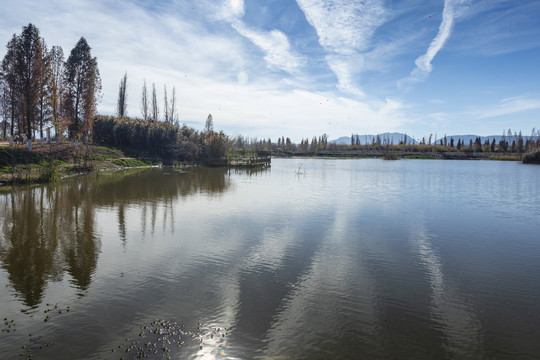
[522,149,540,164]
[92,115,204,161]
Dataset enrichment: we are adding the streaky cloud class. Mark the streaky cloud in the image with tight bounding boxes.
[477,96,540,119]
[212,0,304,74]
[296,0,387,95]
[296,0,386,54]
[326,54,364,96]
[232,23,305,74]
[209,0,245,22]
[399,0,470,88]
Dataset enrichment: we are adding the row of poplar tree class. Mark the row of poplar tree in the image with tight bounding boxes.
[0,23,101,142]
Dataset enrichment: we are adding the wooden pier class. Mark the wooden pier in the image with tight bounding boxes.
[228,156,271,168]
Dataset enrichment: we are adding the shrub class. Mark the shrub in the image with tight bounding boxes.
[92,115,208,162]
[522,149,540,164]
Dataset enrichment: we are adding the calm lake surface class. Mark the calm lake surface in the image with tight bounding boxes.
[1,158,539,359]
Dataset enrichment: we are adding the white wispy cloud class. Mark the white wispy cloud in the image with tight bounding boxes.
[325,54,364,95]
[296,0,386,53]
[296,0,387,94]
[5,0,536,140]
[477,96,540,119]
[232,23,305,74]
[209,0,245,22]
[210,0,304,74]
[400,0,470,87]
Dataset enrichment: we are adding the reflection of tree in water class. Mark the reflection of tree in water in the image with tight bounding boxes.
[88,167,232,205]
[0,189,64,307]
[0,178,100,307]
[63,190,99,292]
[0,166,265,307]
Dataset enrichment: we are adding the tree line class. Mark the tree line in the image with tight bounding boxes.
[105,72,227,162]
[92,114,229,163]
[116,72,179,125]
[2,24,538,162]
[226,128,540,156]
[0,24,101,143]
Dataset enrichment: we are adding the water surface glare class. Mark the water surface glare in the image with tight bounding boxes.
[0,159,539,359]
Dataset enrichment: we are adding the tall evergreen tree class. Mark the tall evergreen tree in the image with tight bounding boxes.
[151,83,158,120]
[517,131,524,153]
[169,86,177,124]
[205,114,213,132]
[63,37,101,139]
[49,45,64,136]
[17,23,44,141]
[163,85,169,122]
[140,79,149,120]
[116,72,128,117]
[0,35,20,138]
[36,38,52,139]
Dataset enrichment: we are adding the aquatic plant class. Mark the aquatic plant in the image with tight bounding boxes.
[382,152,400,160]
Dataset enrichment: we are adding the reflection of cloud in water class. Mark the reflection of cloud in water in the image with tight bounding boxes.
[259,212,379,358]
[243,225,293,272]
[185,221,303,358]
[410,219,483,357]
[166,208,339,358]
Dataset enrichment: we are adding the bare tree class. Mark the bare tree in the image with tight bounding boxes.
[49,45,64,136]
[36,38,51,140]
[205,113,213,132]
[163,84,169,122]
[151,83,158,120]
[140,79,148,120]
[169,86,177,124]
[0,78,6,139]
[116,72,128,117]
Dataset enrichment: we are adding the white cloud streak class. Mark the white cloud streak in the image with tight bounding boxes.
[210,0,246,22]
[296,0,386,54]
[232,23,305,74]
[296,0,387,95]
[211,0,304,74]
[401,0,471,86]
[477,96,540,119]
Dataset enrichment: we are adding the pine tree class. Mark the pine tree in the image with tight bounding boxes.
[18,23,44,141]
[169,86,177,124]
[205,114,213,132]
[1,34,20,138]
[151,83,158,120]
[63,37,101,139]
[116,72,127,118]
[35,38,52,140]
[163,85,169,122]
[49,45,64,136]
[140,79,149,120]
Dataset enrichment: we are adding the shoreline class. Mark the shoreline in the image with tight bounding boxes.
[1,143,536,187]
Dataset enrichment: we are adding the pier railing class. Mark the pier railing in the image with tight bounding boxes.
[227,156,271,167]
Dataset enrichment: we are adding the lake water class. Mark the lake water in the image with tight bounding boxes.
[0,158,539,359]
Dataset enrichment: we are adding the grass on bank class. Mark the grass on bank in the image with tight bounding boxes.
[0,143,160,186]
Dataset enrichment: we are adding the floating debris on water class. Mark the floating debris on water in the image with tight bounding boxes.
[1,304,70,359]
[113,319,229,359]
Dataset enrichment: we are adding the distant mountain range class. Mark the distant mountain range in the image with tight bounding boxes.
[330,133,536,145]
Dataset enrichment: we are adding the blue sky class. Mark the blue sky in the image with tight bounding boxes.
[1,0,539,141]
